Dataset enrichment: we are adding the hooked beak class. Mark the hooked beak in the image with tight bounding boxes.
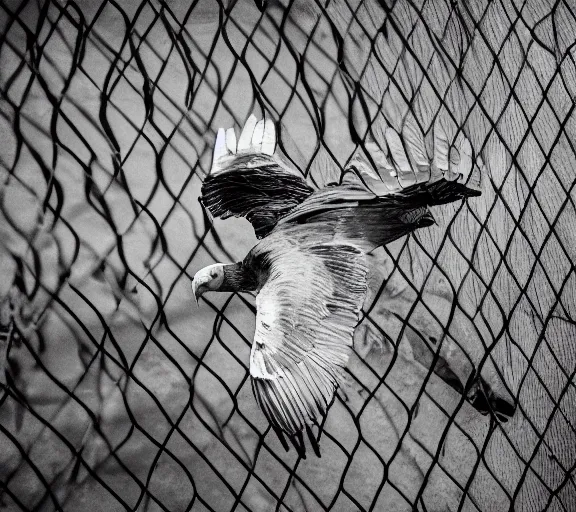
[191,264,225,307]
[191,277,202,307]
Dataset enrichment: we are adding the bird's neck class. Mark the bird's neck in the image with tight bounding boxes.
[221,262,258,293]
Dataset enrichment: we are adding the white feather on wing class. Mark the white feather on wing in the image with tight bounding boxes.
[202,115,314,239]
[249,236,368,435]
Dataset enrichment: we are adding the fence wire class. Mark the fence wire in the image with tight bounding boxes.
[0,0,575,510]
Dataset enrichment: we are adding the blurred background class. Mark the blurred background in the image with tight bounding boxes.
[0,0,575,510]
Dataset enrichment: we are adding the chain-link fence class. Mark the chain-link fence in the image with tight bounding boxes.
[0,0,575,510]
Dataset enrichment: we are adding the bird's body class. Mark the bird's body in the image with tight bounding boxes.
[192,115,481,456]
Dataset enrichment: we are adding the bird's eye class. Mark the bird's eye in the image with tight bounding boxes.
[210,272,217,278]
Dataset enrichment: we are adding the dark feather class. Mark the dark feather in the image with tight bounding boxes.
[201,154,313,238]
[202,139,478,241]
[274,183,437,251]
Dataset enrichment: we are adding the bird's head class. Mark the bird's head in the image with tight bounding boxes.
[191,263,225,305]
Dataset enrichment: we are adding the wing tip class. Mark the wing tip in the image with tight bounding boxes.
[262,117,276,155]
[252,373,330,454]
[271,421,322,459]
[237,114,259,151]
[211,127,227,172]
[209,114,283,181]
[353,122,483,199]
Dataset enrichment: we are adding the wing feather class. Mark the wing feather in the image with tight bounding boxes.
[250,239,368,436]
[237,114,258,151]
[204,116,481,240]
[340,115,482,201]
[202,116,313,238]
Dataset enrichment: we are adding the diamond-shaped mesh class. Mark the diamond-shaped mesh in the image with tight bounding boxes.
[0,1,575,510]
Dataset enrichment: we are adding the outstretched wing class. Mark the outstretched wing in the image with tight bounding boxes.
[249,235,368,450]
[201,115,313,239]
[271,118,481,251]
[342,115,482,204]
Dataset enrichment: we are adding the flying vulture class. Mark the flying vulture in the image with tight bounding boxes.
[192,114,480,456]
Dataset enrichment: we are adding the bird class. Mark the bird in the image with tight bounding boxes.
[192,114,480,457]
